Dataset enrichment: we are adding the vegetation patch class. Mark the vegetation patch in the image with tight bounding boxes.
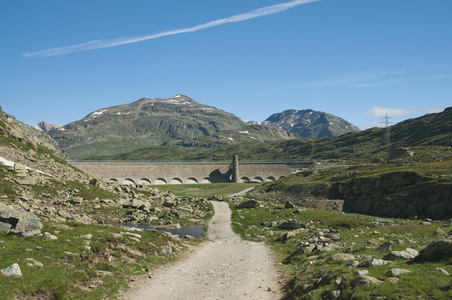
[230,200,452,299]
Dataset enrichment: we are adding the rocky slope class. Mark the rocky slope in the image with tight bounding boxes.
[48,95,297,160]
[0,105,213,226]
[263,109,360,138]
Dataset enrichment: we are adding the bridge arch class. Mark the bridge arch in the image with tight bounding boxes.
[201,177,212,184]
[253,176,264,183]
[123,178,136,185]
[154,178,167,185]
[186,177,198,184]
[138,178,152,185]
[109,178,119,184]
[241,177,250,183]
[170,178,183,184]
[267,176,276,182]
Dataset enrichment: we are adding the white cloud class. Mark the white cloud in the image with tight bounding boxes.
[367,106,444,119]
[261,69,405,93]
[23,0,321,58]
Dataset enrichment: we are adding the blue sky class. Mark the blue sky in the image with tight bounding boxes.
[1,0,451,129]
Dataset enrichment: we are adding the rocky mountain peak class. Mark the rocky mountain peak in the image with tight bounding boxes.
[34,121,62,133]
[264,109,360,138]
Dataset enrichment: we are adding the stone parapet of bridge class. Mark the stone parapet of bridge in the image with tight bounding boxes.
[72,161,314,185]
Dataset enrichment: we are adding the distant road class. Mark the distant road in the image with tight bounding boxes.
[229,187,256,197]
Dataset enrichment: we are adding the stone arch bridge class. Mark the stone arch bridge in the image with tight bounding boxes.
[72,161,314,185]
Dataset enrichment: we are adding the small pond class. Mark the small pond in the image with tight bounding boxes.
[124,225,206,239]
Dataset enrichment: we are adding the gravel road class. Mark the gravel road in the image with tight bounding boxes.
[126,201,282,299]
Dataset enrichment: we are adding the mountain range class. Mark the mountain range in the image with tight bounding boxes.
[45,95,360,160]
[48,95,302,159]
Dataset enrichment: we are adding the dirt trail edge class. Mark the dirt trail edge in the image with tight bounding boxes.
[126,201,283,300]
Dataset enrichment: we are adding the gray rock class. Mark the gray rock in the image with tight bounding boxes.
[326,290,342,299]
[80,234,93,240]
[161,244,172,255]
[110,233,123,239]
[24,258,43,268]
[346,261,360,269]
[390,268,412,276]
[356,270,369,276]
[0,210,43,235]
[284,201,296,209]
[432,267,450,275]
[387,277,400,284]
[384,248,419,261]
[279,219,307,230]
[417,239,452,262]
[330,253,356,261]
[43,232,58,240]
[374,242,393,252]
[352,275,383,287]
[1,263,22,277]
[359,258,388,267]
[236,200,260,209]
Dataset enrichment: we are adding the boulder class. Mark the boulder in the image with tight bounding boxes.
[284,201,296,209]
[1,263,22,277]
[390,268,412,277]
[358,258,388,267]
[384,248,419,261]
[352,275,383,287]
[0,210,43,236]
[279,219,307,230]
[236,200,260,209]
[416,239,452,262]
[330,253,356,261]
[374,242,393,252]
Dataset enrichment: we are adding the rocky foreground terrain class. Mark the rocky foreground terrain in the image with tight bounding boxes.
[0,106,216,298]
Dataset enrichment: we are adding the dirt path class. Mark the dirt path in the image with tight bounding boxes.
[126,201,282,299]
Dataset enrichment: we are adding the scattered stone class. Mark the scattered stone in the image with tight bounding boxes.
[390,268,412,277]
[330,253,356,261]
[346,261,360,269]
[236,200,260,209]
[416,239,452,262]
[43,232,58,240]
[0,210,43,236]
[1,263,22,277]
[374,242,393,252]
[356,270,369,276]
[359,258,388,267]
[279,219,307,230]
[387,277,400,284]
[161,244,172,255]
[284,201,296,209]
[24,258,43,268]
[71,197,83,205]
[64,251,79,256]
[384,248,419,260]
[352,275,383,287]
[80,234,93,240]
[432,268,450,275]
[110,233,123,239]
[435,228,446,235]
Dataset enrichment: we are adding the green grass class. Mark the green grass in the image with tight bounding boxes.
[230,200,452,299]
[0,222,185,299]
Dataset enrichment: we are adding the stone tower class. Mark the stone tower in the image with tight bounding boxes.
[231,154,239,183]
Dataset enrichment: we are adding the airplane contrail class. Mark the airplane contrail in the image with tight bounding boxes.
[23,0,321,58]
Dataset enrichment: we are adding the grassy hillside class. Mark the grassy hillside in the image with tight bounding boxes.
[89,107,451,163]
